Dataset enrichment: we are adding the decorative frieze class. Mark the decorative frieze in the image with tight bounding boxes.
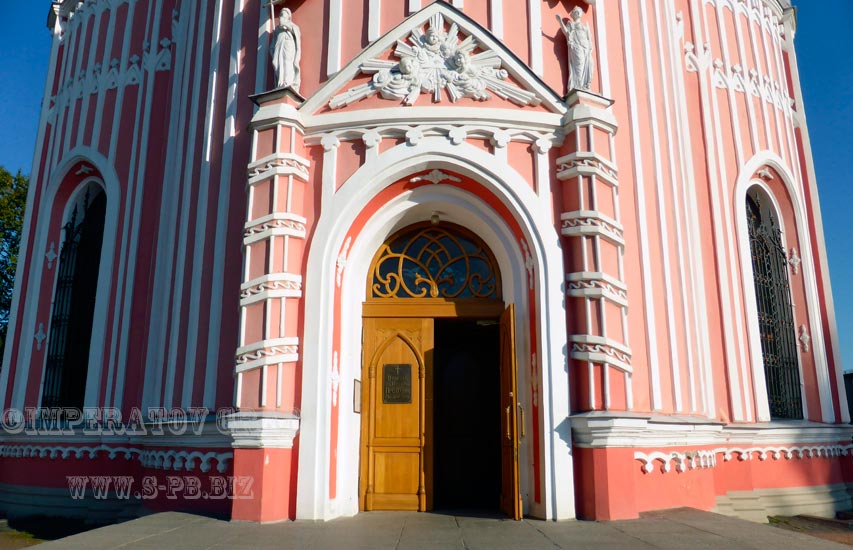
[635,444,853,475]
[570,336,632,374]
[243,213,307,244]
[566,272,628,307]
[240,274,303,305]
[0,444,232,473]
[560,210,625,246]
[235,338,300,373]
[247,153,310,183]
[556,152,619,186]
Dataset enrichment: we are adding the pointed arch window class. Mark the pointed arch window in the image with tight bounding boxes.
[746,191,802,419]
[369,223,501,300]
[41,185,107,409]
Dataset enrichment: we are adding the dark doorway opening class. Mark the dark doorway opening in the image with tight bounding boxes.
[433,318,501,512]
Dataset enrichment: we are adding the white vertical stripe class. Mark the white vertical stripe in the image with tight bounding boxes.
[108,0,163,409]
[712,2,753,421]
[255,1,269,92]
[142,0,193,410]
[690,0,743,421]
[409,0,421,15]
[182,0,226,409]
[620,0,662,410]
[328,0,342,75]
[528,0,542,75]
[164,0,211,409]
[453,0,464,8]
[368,0,380,41]
[108,1,137,163]
[653,0,697,413]
[490,0,503,38]
[203,0,246,409]
[639,0,682,412]
[90,5,118,159]
[75,8,103,148]
[594,1,610,98]
[731,6,760,158]
[61,13,90,156]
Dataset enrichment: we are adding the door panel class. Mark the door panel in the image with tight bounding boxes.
[360,318,433,511]
[499,304,522,520]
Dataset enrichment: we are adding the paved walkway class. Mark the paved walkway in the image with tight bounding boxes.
[34,508,849,549]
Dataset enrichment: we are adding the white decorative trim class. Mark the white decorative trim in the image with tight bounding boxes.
[787,247,800,275]
[0,444,232,474]
[798,325,810,353]
[226,412,300,448]
[247,152,310,183]
[45,242,57,270]
[411,169,461,185]
[556,152,619,187]
[235,338,300,373]
[635,450,717,473]
[244,213,307,244]
[635,443,852,474]
[572,412,853,448]
[566,272,628,307]
[335,236,352,288]
[240,273,303,305]
[330,351,341,407]
[560,210,624,246]
[34,323,46,352]
[570,336,632,374]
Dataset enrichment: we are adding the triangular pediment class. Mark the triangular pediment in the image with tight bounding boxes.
[301,3,565,116]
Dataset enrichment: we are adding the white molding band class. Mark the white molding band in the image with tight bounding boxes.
[226,412,300,448]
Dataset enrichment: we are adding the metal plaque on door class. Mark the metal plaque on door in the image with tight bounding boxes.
[382,364,412,404]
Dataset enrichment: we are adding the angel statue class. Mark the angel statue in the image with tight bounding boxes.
[557,7,592,92]
[270,8,301,92]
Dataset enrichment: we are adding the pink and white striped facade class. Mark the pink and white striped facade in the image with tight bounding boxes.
[2,0,850,523]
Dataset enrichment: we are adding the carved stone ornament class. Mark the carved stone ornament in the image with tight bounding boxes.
[556,7,593,92]
[330,13,542,109]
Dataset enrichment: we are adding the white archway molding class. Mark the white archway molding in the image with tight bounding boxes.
[296,138,573,521]
[733,151,836,423]
[4,147,122,412]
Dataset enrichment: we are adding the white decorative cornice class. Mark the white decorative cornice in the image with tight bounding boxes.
[235,338,300,373]
[570,335,632,374]
[240,273,303,305]
[226,412,300,449]
[0,443,232,473]
[561,210,625,246]
[635,444,852,475]
[243,212,307,245]
[572,412,853,448]
[566,271,628,307]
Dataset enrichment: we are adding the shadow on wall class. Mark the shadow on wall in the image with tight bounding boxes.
[845,373,853,424]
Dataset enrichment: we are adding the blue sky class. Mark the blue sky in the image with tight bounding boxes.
[0,2,851,372]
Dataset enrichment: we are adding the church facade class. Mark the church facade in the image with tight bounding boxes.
[1,0,850,524]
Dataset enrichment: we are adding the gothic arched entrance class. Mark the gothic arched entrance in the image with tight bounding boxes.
[359,222,522,519]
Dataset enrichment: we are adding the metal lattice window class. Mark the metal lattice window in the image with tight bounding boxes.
[369,222,501,300]
[41,189,106,409]
[746,193,803,420]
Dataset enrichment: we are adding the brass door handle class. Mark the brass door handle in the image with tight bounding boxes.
[505,406,511,440]
[518,404,525,439]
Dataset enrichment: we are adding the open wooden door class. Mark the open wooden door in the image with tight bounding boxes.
[360,317,433,511]
[499,304,522,520]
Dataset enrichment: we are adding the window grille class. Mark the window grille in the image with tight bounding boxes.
[41,189,106,409]
[746,193,803,419]
[369,223,501,300]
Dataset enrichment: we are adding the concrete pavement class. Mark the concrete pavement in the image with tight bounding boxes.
[34,507,849,549]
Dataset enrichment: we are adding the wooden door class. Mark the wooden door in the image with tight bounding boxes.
[360,317,433,511]
[499,304,522,520]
